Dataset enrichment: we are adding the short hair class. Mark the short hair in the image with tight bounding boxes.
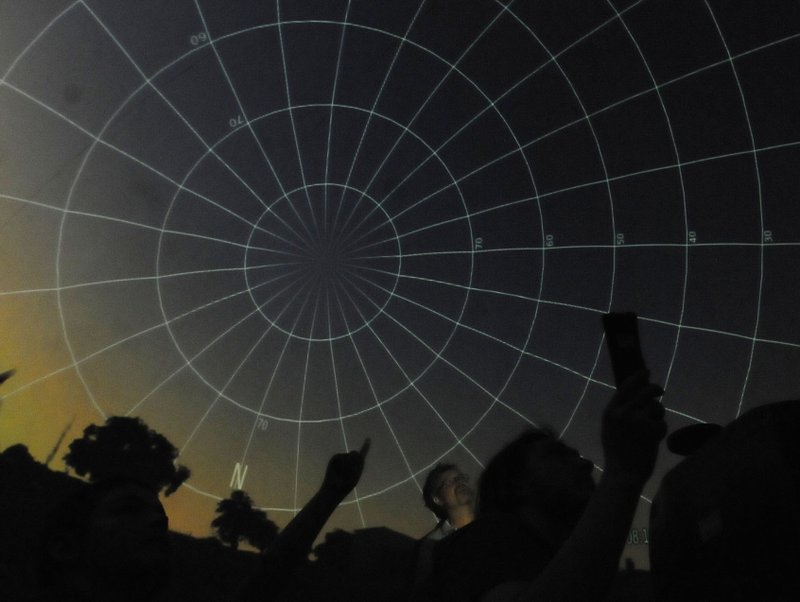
[477,427,555,516]
[423,463,458,520]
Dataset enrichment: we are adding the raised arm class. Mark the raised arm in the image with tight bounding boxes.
[484,372,666,602]
[239,439,370,600]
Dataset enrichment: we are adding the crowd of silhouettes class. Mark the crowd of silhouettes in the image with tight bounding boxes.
[2,357,800,601]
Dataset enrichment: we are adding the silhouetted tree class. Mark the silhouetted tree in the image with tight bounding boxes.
[64,416,190,495]
[212,490,277,552]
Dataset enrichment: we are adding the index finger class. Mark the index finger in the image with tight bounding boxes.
[359,438,372,459]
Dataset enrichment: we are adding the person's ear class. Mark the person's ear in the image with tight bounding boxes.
[433,496,441,507]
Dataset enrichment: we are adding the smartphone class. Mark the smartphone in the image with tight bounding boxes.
[602,312,647,386]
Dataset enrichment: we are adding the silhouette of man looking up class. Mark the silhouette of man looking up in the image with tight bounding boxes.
[36,439,370,601]
[433,371,666,602]
[409,464,476,599]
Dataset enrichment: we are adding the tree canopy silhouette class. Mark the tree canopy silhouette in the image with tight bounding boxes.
[64,416,190,495]
[212,490,278,552]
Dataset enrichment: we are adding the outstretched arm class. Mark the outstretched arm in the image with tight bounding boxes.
[239,439,370,600]
[484,372,666,602]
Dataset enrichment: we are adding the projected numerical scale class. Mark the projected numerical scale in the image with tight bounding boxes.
[1,1,799,535]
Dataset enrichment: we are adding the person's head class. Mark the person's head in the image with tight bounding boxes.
[38,478,171,601]
[423,463,474,523]
[478,428,596,530]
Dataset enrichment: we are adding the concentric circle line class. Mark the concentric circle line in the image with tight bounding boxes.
[331,0,429,236]
[335,0,514,238]
[705,1,766,418]
[604,0,690,409]
[344,0,632,246]
[344,273,540,430]
[79,0,308,247]
[345,27,800,247]
[191,0,316,243]
[322,0,352,231]
[164,99,467,260]
[275,0,323,240]
[292,292,323,514]
[324,286,366,527]
[350,262,800,353]
[359,127,800,257]
[178,275,317,459]
[557,0,692,440]
[154,196,317,423]
[3,1,795,528]
[241,180,403,343]
[330,281,423,493]
[238,275,320,477]
[342,0,647,234]
[128,271,312,421]
[347,268,613,390]
[0,1,81,80]
[4,272,292,408]
[0,79,289,244]
[336,274,485,469]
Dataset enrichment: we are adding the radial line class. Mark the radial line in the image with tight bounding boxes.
[351,263,800,351]
[361,0,646,217]
[331,280,422,491]
[331,0,429,234]
[192,1,316,242]
[0,79,283,237]
[344,277,539,427]
[347,269,609,388]
[293,294,322,513]
[322,0,352,231]
[338,276,484,468]
[0,191,299,256]
[3,272,293,402]
[341,0,520,241]
[349,29,800,245]
[238,281,318,479]
[178,276,315,454]
[79,1,308,247]
[0,262,303,298]
[325,287,366,527]
[275,0,319,238]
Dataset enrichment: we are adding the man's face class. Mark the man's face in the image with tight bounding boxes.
[432,467,474,515]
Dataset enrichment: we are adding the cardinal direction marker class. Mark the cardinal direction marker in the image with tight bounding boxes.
[230,462,249,489]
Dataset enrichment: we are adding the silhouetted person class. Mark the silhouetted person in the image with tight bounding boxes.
[35,478,170,602]
[432,370,666,601]
[409,463,476,599]
[422,463,475,540]
[650,400,800,601]
[35,439,371,601]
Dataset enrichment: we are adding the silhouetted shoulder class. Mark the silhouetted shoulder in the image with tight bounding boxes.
[432,513,553,601]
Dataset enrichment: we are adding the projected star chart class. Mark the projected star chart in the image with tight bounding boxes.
[1,1,800,540]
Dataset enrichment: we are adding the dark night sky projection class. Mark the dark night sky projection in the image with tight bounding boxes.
[1,0,799,554]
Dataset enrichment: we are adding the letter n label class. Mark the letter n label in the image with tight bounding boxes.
[230,462,248,489]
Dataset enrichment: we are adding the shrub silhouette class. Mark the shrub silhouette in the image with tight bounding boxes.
[212,490,278,552]
[64,416,190,495]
